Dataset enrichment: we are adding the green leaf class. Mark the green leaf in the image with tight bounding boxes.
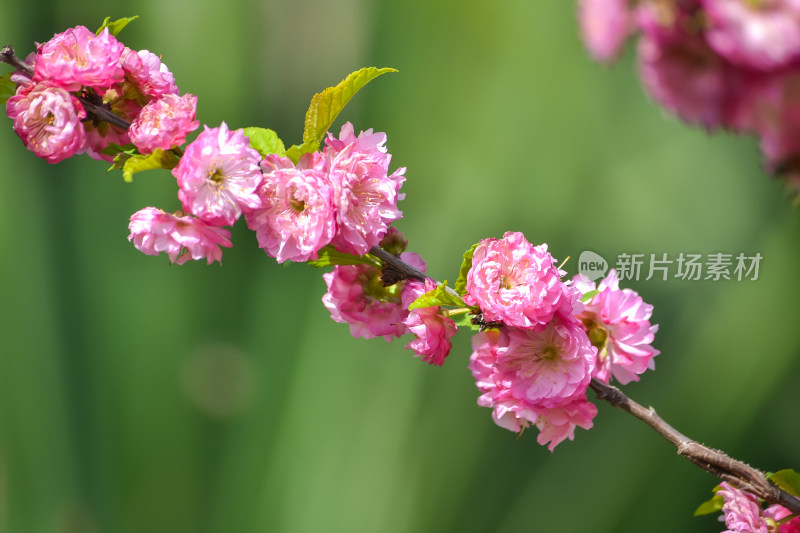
[454,243,479,296]
[769,469,800,498]
[105,143,138,173]
[285,140,320,165]
[96,15,139,36]
[243,127,286,158]
[102,143,137,158]
[0,74,16,105]
[116,149,180,183]
[693,490,724,517]
[308,245,378,268]
[301,67,397,146]
[409,281,467,311]
[581,289,600,302]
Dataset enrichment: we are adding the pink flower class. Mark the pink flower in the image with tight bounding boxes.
[6,82,86,164]
[121,48,179,100]
[530,397,598,451]
[717,482,770,533]
[468,328,597,449]
[33,26,124,91]
[637,27,748,130]
[325,122,406,256]
[173,122,263,226]
[129,93,199,154]
[737,70,800,172]
[499,317,597,408]
[322,251,426,342]
[578,0,634,62]
[84,121,132,162]
[764,505,800,533]
[463,232,575,329]
[573,269,659,385]
[703,0,800,71]
[401,279,458,366]
[245,152,336,263]
[128,207,233,265]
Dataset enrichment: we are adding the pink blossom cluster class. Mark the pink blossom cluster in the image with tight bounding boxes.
[128,121,264,265]
[464,232,658,450]
[129,119,406,265]
[321,228,457,365]
[7,24,407,266]
[717,482,800,533]
[578,0,800,193]
[246,122,406,263]
[6,25,198,163]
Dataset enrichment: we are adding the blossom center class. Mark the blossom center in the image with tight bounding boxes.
[541,344,559,361]
[583,319,609,358]
[744,0,770,11]
[209,168,225,183]
[289,194,306,213]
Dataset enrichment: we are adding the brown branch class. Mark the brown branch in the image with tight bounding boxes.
[1,44,33,76]
[368,246,429,283]
[589,378,800,515]
[1,44,132,130]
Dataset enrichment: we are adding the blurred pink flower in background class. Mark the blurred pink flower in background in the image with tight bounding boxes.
[579,0,800,194]
[577,0,634,62]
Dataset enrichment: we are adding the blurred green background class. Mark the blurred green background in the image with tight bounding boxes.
[1,1,799,532]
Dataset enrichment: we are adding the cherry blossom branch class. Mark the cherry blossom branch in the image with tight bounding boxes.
[589,378,800,515]
[1,44,132,130]
[368,245,429,282]
[4,28,796,512]
[376,249,800,514]
[0,45,31,76]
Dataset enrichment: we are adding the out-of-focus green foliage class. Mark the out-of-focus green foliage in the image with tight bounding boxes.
[1,2,798,533]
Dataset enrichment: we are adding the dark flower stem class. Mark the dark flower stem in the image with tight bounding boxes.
[368,246,429,282]
[372,248,800,515]
[1,44,132,130]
